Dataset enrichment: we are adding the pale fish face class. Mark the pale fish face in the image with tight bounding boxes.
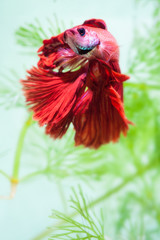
[63,26,100,55]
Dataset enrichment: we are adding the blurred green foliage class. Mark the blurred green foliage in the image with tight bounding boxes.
[15,16,70,49]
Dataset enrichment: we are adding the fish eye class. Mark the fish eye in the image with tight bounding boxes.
[77,28,85,36]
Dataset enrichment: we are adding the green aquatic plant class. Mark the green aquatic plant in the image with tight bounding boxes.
[15,16,66,48]
[49,187,105,240]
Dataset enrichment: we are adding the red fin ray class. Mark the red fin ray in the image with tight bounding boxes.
[73,89,93,115]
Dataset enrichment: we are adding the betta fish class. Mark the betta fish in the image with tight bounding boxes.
[21,18,132,149]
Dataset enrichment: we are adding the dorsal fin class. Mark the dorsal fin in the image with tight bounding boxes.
[82,19,107,30]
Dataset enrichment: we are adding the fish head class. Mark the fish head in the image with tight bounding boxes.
[63,26,100,55]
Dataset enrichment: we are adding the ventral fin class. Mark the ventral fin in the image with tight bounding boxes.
[83,18,107,30]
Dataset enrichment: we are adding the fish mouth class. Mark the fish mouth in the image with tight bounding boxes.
[76,45,96,55]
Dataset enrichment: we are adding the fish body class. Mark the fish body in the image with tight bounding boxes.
[22,19,132,148]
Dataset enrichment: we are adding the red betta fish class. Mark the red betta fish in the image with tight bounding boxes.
[21,18,132,149]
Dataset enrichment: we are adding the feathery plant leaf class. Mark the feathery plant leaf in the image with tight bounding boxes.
[49,187,106,240]
[15,15,71,49]
[21,123,116,181]
[0,69,25,109]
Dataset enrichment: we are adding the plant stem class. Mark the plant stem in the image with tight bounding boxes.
[0,114,32,199]
[20,169,46,182]
[32,161,157,240]
[12,113,32,182]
